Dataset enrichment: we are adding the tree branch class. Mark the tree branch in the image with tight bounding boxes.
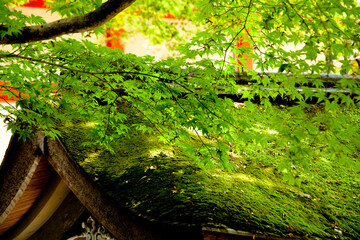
[0,0,136,44]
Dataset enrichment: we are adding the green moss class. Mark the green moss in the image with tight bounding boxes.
[58,106,360,239]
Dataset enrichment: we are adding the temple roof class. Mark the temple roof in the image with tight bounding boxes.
[1,105,359,239]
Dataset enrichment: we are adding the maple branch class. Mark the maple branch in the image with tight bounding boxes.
[0,0,136,44]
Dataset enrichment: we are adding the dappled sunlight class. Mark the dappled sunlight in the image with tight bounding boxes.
[148,149,174,157]
[83,151,101,163]
[251,123,278,135]
[208,166,282,191]
[232,173,275,188]
[318,157,330,164]
[84,121,97,128]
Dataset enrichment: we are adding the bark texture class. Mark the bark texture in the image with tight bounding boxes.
[0,0,136,44]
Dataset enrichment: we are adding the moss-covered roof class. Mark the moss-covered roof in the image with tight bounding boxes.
[58,105,360,239]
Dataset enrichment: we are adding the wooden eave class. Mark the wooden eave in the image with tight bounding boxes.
[0,133,49,235]
[0,133,71,240]
[0,155,53,235]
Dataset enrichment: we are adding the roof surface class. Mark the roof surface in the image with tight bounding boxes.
[57,105,360,239]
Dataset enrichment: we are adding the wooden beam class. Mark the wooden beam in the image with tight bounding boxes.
[3,175,70,240]
[0,155,53,236]
[0,133,46,235]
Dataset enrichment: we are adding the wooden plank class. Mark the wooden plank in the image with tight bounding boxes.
[4,176,69,240]
[0,156,53,235]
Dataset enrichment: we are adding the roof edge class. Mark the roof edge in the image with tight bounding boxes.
[46,137,203,240]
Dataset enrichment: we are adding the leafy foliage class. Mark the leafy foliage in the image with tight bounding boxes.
[0,0,359,179]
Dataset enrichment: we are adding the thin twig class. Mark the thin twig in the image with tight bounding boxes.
[161,81,216,159]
